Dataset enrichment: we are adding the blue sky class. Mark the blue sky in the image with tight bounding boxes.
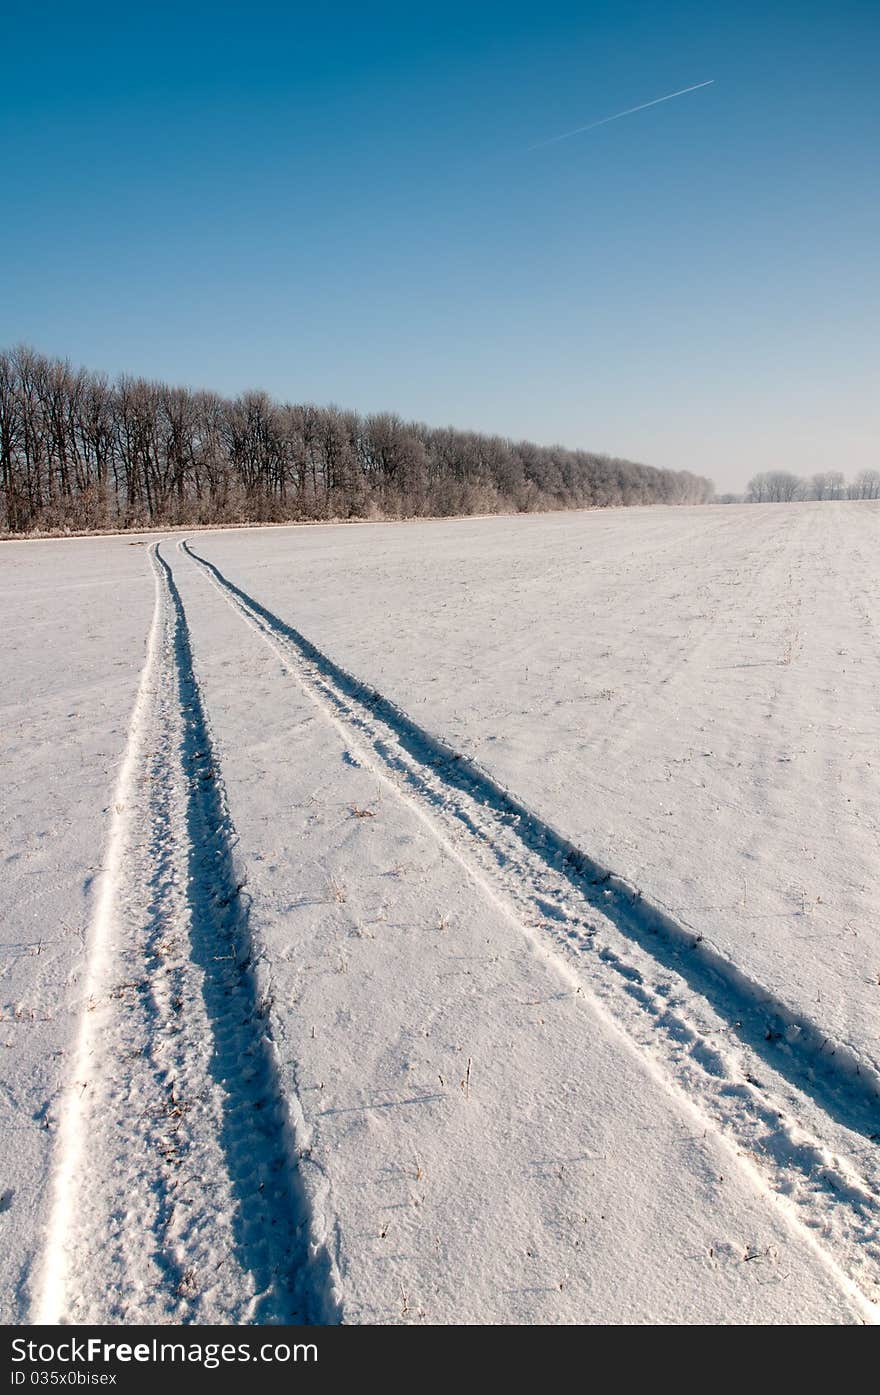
[2,1,877,492]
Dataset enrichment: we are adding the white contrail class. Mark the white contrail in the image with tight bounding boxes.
[529,79,715,150]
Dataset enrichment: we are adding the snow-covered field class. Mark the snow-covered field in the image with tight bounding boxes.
[1,502,878,1324]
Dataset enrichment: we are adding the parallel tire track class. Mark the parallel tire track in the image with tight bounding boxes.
[183,539,880,1311]
[35,543,340,1324]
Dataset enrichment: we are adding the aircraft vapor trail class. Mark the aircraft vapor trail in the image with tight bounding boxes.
[529,79,715,150]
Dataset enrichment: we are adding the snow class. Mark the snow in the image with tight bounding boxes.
[1,504,878,1324]
[0,539,155,1317]
[195,503,880,1078]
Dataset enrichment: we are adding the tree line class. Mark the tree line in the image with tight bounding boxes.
[0,346,713,534]
[714,470,880,504]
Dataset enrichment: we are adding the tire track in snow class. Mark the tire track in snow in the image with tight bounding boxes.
[34,543,165,1323]
[34,543,340,1324]
[183,539,880,1308]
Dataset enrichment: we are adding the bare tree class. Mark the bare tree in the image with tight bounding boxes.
[748,470,804,502]
[810,472,830,500]
[0,344,715,533]
[827,471,846,500]
[853,469,880,500]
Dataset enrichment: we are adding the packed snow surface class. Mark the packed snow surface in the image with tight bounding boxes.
[1,502,878,1324]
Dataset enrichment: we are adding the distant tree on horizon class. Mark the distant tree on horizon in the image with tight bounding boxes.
[851,469,880,499]
[744,469,869,503]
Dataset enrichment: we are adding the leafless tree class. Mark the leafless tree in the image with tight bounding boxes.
[0,345,715,533]
[748,470,804,502]
[852,469,880,500]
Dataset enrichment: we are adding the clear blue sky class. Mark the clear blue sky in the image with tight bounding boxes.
[2,1,877,492]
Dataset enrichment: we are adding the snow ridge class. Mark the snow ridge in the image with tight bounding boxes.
[34,541,165,1324]
[183,538,880,1308]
